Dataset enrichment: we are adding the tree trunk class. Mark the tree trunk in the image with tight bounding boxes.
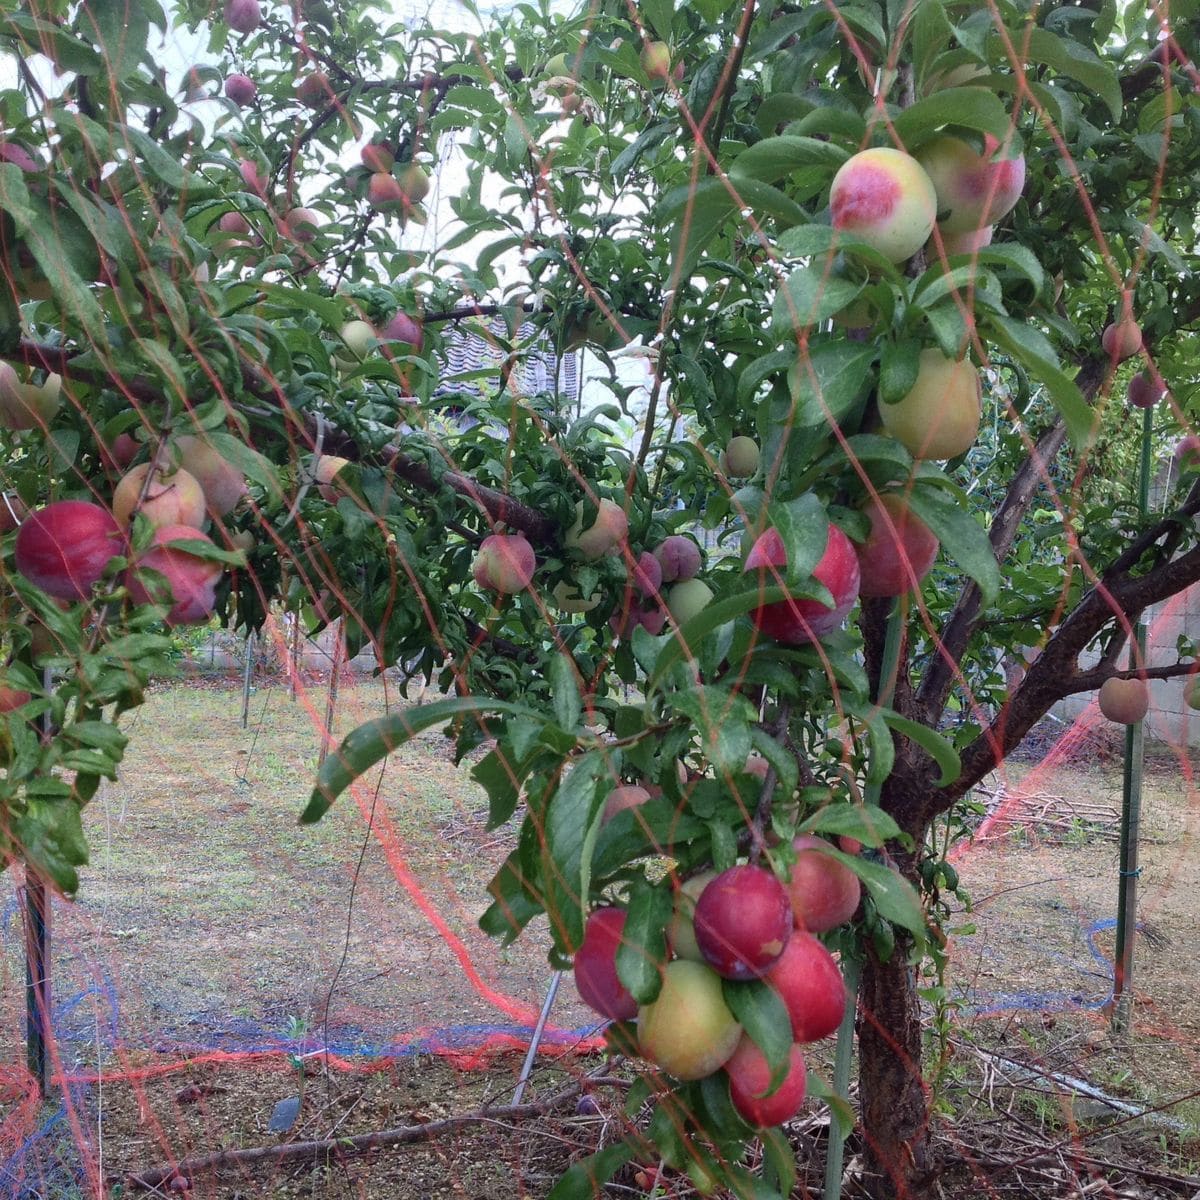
[857,935,932,1199]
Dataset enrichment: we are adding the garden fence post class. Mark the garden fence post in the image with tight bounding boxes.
[1112,402,1152,1030]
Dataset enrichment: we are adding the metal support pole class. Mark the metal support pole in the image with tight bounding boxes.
[1111,403,1153,1031]
[23,872,50,1094]
[241,632,254,729]
[512,970,563,1105]
[318,626,344,769]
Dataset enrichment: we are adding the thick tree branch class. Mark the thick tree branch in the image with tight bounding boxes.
[941,540,1200,804]
[9,340,559,544]
[916,416,1072,718]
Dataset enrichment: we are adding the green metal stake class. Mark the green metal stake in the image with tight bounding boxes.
[823,599,905,1200]
[1112,403,1153,1031]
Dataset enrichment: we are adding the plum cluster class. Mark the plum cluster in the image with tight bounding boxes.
[574,835,861,1130]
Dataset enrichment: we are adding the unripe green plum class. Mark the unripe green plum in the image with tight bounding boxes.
[666,871,717,963]
[337,319,377,368]
[667,578,713,625]
[879,348,980,460]
[638,960,742,1080]
[396,162,430,205]
[720,435,760,478]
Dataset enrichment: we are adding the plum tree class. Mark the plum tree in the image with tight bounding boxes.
[3,4,1199,1197]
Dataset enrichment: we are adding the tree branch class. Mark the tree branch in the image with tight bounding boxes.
[124,1067,616,1190]
[941,540,1200,804]
[8,340,559,544]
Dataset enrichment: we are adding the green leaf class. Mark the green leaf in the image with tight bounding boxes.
[1023,27,1122,122]
[766,492,829,583]
[799,804,903,847]
[642,0,674,40]
[303,698,537,823]
[729,135,848,184]
[786,339,876,433]
[79,0,150,80]
[646,585,793,692]
[807,1070,856,1138]
[905,484,1000,603]
[760,1125,798,1197]
[615,879,672,1004]
[772,264,863,332]
[549,652,582,733]
[544,752,605,952]
[546,1141,637,1200]
[610,121,674,177]
[828,849,926,940]
[891,87,1013,148]
[479,838,544,944]
[987,316,1095,454]
[879,340,921,405]
[881,713,960,786]
[722,978,792,1090]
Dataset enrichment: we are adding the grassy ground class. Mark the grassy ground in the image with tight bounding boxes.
[1,680,1199,1196]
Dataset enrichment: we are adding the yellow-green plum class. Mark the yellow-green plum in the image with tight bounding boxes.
[666,870,717,963]
[113,464,207,530]
[720,436,760,479]
[396,162,430,205]
[638,960,742,1081]
[829,147,937,264]
[879,348,981,460]
[915,135,1025,235]
[566,499,627,560]
[0,365,61,431]
[667,578,713,625]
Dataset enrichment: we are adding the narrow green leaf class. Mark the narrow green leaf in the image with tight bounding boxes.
[722,979,792,1090]
[881,713,960,786]
[1024,28,1122,122]
[543,752,605,952]
[987,316,1095,453]
[772,263,862,332]
[615,879,672,1004]
[549,652,582,732]
[302,698,536,823]
[906,483,1001,603]
[892,87,1012,148]
[729,135,848,184]
[546,1141,637,1200]
[827,849,926,940]
[799,803,903,847]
